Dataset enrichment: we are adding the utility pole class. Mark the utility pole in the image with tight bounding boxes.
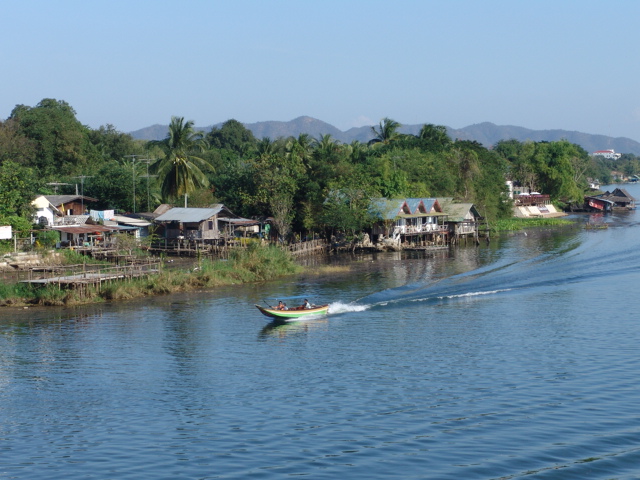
[73,176,93,214]
[46,182,70,194]
[124,155,143,213]
[138,158,154,212]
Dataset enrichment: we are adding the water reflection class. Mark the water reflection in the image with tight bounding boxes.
[2,184,640,479]
[258,318,329,340]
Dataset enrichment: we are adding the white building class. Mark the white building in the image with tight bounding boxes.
[593,149,622,160]
[31,195,61,226]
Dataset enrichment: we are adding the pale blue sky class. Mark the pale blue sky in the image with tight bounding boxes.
[2,0,639,141]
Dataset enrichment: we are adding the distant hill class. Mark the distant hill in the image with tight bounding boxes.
[130,117,640,155]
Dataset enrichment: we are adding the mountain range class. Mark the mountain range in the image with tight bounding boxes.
[130,116,640,155]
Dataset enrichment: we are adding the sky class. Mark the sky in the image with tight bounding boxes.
[2,0,640,141]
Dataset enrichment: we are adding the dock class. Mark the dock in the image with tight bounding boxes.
[21,261,161,293]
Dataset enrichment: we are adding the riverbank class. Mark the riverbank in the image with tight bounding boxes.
[0,217,579,308]
[0,244,305,307]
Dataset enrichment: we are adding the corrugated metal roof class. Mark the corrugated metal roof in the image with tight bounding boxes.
[218,217,261,225]
[58,215,91,225]
[370,199,409,220]
[406,198,439,213]
[52,225,122,234]
[404,198,423,214]
[113,215,151,227]
[442,203,479,222]
[45,195,98,206]
[155,206,225,223]
[398,212,447,218]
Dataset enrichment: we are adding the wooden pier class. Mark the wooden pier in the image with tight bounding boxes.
[147,238,328,258]
[21,261,161,291]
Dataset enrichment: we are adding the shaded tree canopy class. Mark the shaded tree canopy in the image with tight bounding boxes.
[206,119,257,155]
[9,98,95,177]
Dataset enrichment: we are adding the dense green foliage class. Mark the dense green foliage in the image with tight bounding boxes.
[1,97,637,240]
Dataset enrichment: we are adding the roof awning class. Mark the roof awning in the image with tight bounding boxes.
[218,217,261,226]
[51,225,123,234]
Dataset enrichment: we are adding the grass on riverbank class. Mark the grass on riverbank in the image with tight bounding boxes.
[0,243,302,307]
[490,217,574,233]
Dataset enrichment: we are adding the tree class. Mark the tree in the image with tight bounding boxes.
[87,124,142,163]
[206,119,256,155]
[448,141,481,200]
[84,160,139,211]
[322,168,379,244]
[147,117,213,202]
[0,118,36,166]
[9,98,96,177]
[0,161,41,218]
[418,124,451,151]
[251,150,304,240]
[369,117,402,146]
[286,133,314,169]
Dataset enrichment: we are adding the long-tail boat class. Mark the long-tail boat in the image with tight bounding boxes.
[255,302,329,320]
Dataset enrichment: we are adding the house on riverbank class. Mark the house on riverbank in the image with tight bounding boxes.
[32,195,98,226]
[365,197,484,248]
[585,188,635,212]
[369,198,448,246]
[153,205,248,241]
[438,200,483,244]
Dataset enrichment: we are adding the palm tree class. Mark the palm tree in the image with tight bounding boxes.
[369,117,401,146]
[418,123,451,150]
[147,116,212,201]
[286,133,314,169]
[314,133,340,156]
[346,140,368,163]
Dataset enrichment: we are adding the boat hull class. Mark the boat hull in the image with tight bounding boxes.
[255,304,329,320]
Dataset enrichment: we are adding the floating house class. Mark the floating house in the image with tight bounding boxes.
[585,188,635,212]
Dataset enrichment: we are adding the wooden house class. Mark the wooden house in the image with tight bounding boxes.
[111,215,152,238]
[32,194,97,226]
[153,205,242,241]
[43,195,97,217]
[405,198,447,232]
[585,188,635,212]
[370,198,448,245]
[51,216,123,247]
[369,199,411,240]
[438,200,482,243]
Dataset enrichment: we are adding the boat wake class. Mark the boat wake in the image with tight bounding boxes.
[351,229,640,313]
[329,301,370,314]
[437,288,513,300]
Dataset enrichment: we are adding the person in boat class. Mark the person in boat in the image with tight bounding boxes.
[276,301,284,310]
[302,299,311,309]
[282,303,288,310]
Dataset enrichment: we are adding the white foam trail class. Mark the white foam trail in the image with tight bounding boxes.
[438,288,512,299]
[329,301,370,314]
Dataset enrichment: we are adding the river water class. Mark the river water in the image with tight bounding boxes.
[2,185,640,479]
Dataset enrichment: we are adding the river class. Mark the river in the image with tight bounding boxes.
[2,185,640,479]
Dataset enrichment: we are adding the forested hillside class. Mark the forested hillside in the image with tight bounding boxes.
[1,99,636,239]
[131,118,640,155]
